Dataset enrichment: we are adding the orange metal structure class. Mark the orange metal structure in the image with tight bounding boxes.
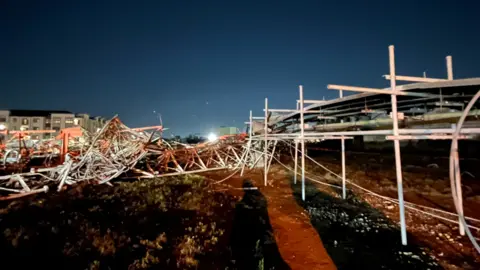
[56,127,83,162]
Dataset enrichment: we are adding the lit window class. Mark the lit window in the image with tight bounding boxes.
[65,118,74,124]
[53,117,61,124]
[22,118,29,125]
[33,127,39,131]
[33,118,39,123]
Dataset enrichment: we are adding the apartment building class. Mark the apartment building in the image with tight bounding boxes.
[0,110,9,128]
[74,114,106,133]
[0,110,106,140]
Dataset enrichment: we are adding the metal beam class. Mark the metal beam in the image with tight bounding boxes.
[264,98,268,186]
[253,127,480,138]
[387,135,472,140]
[264,109,338,113]
[383,75,447,83]
[298,99,328,104]
[389,45,407,246]
[447,56,453,80]
[300,85,306,201]
[327,84,435,98]
[294,140,298,184]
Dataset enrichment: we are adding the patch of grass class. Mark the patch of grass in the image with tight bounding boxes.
[0,174,237,269]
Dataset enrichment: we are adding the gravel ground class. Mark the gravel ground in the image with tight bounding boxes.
[291,180,443,270]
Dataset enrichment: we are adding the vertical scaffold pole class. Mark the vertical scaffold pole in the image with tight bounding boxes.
[240,110,253,176]
[249,110,253,139]
[389,45,407,245]
[264,98,268,186]
[446,56,453,80]
[340,87,346,199]
[294,140,298,184]
[299,85,306,201]
[454,146,465,236]
[341,121,346,199]
[446,55,464,235]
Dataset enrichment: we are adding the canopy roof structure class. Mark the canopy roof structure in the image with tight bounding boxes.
[268,78,480,134]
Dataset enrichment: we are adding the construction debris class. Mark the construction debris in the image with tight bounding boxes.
[0,117,249,200]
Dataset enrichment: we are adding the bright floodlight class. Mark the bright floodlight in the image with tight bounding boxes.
[207,133,218,142]
[0,124,5,130]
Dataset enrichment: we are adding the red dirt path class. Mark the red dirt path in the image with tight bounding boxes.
[206,168,337,270]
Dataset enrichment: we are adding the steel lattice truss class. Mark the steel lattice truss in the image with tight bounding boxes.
[142,138,250,177]
[0,117,256,200]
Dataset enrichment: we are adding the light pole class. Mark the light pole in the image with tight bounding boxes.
[153,110,163,126]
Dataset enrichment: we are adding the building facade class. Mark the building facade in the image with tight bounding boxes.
[0,110,106,140]
[217,126,239,136]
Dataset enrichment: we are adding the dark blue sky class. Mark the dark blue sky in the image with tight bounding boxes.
[1,1,479,136]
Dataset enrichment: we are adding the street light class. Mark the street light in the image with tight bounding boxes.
[207,133,218,142]
[153,110,163,125]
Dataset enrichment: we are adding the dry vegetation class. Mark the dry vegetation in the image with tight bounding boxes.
[0,175,237,269]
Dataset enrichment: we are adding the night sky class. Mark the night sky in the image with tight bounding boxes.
[1,1,479,136]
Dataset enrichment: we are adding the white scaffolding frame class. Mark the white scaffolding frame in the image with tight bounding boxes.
[250,45,480,247]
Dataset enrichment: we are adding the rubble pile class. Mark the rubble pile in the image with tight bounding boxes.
[0,117,249,200]
[0,118,153,199]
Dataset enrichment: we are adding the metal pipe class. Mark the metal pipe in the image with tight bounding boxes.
[263,109,335,113]
[240,110,253,176]
[454,148,465,235]
[264,98,268,186]
[286,107,480,131]
[383,75,447,83]
[129,125,164,132]
[294,140,298,184]
[265,109,297,113]
[297,99,328,104]
[340,91,346,199]
[387,135,472,140]
[251,127,480,137]
[300,85,306,201]
[450,91,480,251]
[327,84,437,98]
[341,134,346,199]
[447,56,453,80]
[249,110,253,138]
[389,45,407,245]
[267,140,277,173]
[251,136,353,140]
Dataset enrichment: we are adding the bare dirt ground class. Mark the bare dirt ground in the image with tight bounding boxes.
[306,149,480,269]
[206,167,443,270]
[205,169,336,270]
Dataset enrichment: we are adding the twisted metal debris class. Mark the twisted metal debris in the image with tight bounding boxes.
[0,117,251,200]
